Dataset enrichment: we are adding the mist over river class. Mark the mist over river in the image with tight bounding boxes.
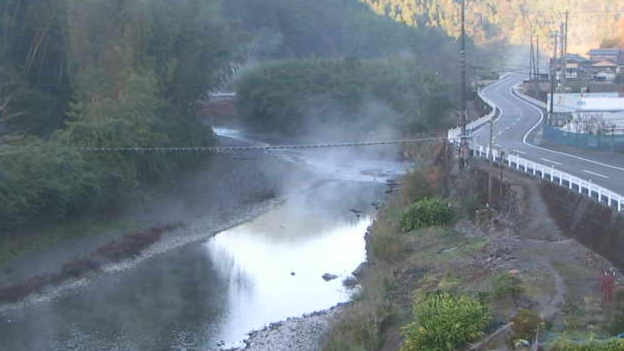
[0,130,409,351]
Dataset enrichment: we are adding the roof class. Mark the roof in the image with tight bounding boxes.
[592,60,618,67]
[589,48,622,56]
[566,54,589,63]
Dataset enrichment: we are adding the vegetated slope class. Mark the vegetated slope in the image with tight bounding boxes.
[227,0,483,139]
[0,0,246,232]
[236,58,455,139]
[359,0,624,51]
[224,0,463,60]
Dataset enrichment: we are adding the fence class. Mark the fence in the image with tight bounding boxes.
[473,144,623,212]
[448,84,499,139]
[544,125,624,152]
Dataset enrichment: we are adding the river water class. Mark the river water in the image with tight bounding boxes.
[0,131,408,351]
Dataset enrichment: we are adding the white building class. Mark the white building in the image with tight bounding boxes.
[548,93,624,134]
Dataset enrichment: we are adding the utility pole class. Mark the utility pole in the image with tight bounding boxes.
[561,16,568,93]
[460,0,467,170]
[549,31,558,126]
[536,35,540,80]
[530,36,535,95]
[488,119,494,206]
[564,11,569,76]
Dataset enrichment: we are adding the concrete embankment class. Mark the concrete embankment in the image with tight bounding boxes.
[540,182,624,268]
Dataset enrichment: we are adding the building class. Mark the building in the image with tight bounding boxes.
[566,53,590,64]
[547,93,624,133]
[565,62,579,78]
[591,60,619,73]
[588,48,622,62]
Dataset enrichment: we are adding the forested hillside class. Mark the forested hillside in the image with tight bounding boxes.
[224,0,459,60]
[602,17,624,48]
[0,0,245,231]
[237,58,454,140]
[0,0,471,233]
[359,0,624,52]
[227,0,476,140]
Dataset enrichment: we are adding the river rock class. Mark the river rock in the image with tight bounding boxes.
[322,273,338,281]
[342,276,358,288]
[352,262,368,279]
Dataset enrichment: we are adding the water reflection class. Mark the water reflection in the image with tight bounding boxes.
[210,213,371,347]
[0,181,381,351]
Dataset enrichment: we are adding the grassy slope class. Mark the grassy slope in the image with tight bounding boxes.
[324,153,623,351]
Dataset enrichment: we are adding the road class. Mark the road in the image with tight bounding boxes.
[474,73,624,202]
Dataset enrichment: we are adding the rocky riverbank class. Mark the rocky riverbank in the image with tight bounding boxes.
[229,306,345,351]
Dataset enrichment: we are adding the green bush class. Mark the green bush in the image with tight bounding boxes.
[400,198,455,232]
[401,292,491,351]
[236,58,454,138]
[549,338,624,351]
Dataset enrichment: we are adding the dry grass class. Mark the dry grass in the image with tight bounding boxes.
[0,223,183,303]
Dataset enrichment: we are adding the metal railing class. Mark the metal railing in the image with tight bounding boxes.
[474,144,623,212]
[448,85,499,140]
[449,77,624,213]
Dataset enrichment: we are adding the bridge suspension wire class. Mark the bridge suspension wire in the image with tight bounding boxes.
[74,137,455,154]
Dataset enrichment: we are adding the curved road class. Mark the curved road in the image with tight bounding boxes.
[474,73,624,201]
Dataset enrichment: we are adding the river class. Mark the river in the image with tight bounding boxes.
[0,130,408,351]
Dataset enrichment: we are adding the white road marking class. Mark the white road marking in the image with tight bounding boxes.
[582,170,610,179]
[496,79,624,173]
[540,158,561,165]
[512,149,526,154]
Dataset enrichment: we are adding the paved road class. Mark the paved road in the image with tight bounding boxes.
[474,73,624,199]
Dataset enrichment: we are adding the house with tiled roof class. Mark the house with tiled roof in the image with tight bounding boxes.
[588,48,622,62]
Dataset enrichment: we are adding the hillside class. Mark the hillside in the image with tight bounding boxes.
[359,0,624,53]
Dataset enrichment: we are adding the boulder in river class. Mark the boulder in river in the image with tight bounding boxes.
[322,273,338,281]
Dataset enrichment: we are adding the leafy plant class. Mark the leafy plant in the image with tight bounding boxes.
[401,292,491,351]
[400,198,455,232]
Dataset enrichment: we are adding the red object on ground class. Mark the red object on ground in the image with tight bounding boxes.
[601,271,617,304]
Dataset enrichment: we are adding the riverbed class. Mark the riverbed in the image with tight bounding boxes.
[0,130,409,351]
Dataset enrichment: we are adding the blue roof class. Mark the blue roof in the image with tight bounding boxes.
[589,48,622,56]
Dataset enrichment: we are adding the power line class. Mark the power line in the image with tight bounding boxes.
[69,137,455,154]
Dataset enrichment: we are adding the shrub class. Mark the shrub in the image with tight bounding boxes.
[401,292,491,351]
[610,290,624,336]
[324,267,394,351]
[0,273,61,303]
[511,309,542,342]
[371,228,403,263]
[400,198,455,232]
[489,272,523,300]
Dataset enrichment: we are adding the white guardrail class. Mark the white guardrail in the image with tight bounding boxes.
[449,78,623,213]
[448,86,499,140]
[473,145,623,212]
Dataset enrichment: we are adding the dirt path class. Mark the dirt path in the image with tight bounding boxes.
[542,261,566,319]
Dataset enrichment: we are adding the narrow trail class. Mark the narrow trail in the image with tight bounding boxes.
[542,261,566,319]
